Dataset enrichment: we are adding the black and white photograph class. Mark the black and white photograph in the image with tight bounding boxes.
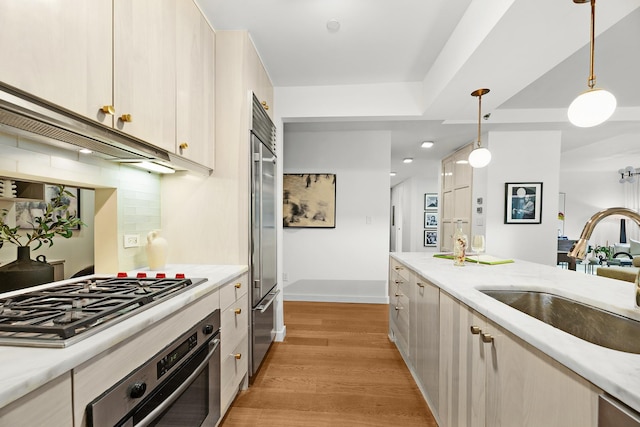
[424,212,438,227]
[283,174,336,228]
[424,193,438,211]
[15,185,80,229]
[424,229,438,247]
[505,182,543,224]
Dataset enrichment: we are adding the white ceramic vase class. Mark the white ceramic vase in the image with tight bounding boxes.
[146,230,168,270]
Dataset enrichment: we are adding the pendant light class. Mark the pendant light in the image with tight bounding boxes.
[468,88,491,168]
[567,0,616,128]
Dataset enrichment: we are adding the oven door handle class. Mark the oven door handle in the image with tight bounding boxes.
[135,337,220,427]
[255,288,280,313]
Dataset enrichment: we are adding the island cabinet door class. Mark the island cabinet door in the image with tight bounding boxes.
[485,320,600,427]
[439,290,601,427]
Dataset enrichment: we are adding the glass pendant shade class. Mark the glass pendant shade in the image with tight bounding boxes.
[468,147,492,168]
[568,88,617,127]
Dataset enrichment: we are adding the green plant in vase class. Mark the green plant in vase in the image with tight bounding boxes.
[0,185,85,291]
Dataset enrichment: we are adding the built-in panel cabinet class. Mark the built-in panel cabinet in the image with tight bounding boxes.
[438,291,600,427]
[0,0,215,169]
[440,144,473,252]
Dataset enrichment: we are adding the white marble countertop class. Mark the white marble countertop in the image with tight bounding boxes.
[0,263,247,410]
[391,252,640,413]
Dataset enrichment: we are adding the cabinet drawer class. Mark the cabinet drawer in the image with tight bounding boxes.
[221,293,248,355]
[220,276,248,312]
[390,259,411,282]
[221,334,248,411]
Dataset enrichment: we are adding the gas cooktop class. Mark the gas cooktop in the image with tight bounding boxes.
[0,274,206,348]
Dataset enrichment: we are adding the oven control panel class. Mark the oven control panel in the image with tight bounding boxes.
[157,332,198,379]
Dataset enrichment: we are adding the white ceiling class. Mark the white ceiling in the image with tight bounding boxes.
[197,0,640,185]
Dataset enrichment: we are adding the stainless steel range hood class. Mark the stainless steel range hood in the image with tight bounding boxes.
[0,82,212,175]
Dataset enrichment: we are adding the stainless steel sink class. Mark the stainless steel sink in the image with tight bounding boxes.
[481,290,640,354]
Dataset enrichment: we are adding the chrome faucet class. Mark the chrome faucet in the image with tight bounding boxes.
[568,207,640,307]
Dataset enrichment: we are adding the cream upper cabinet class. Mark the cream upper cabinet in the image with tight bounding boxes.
[439,291,600,427]
[0,0,112,123]
[113,0,177,151]
[175,0,215,168]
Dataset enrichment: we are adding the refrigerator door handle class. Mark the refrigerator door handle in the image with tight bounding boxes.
[255,289,280,313]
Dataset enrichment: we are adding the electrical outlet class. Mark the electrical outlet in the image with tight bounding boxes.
[283,272,289,282]
[124,234,140,248]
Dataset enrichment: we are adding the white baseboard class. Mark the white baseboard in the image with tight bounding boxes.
[274,325,286,342]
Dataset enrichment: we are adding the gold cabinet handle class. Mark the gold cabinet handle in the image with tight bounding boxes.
[101,105,115,115]
[234,282,242,289]
[261,100,269,110]
[119,114,132,122]
[395,292,403,297]
[179,142,189,150]
[417,282,425,288]
[394,280,402,285]
[481,333,494,343]
[234,353,242,360]
[470,325,482,335]
[394,306,403,311]
[394,266,404,271]
[234,308,242,315]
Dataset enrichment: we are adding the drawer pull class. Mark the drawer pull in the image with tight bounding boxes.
[119,113,132,122]
[395,292,403,297]
[234,308,242,315]
[417,282,425,288]
[470,325,482,335]
[234,353,242,360]
[394,280,402,285]
[394,266,404,271]
[234,282,242,289]
[481,333,494,343]
[394,306,403,311]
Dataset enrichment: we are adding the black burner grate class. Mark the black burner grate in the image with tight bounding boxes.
[0,276,202,344]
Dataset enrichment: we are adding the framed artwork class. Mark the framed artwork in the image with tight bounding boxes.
[16,185,81,229]
[424,212,438,227]
[283,174,336,228]
[424,229,438,247]
[505,182,543,224]
[424,193,438,211]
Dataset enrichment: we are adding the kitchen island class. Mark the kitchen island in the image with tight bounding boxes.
[391,252,640,423]
[0,264,247,425]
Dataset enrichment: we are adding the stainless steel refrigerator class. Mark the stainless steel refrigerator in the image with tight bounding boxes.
[249,93,278,379]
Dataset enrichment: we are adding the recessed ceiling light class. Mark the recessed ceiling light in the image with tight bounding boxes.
[79,148,92,154]
[456,159,469,164]
[390,172,397,177]
[327,19,340,32]
[421,141,434,148]
[403,158,413,164]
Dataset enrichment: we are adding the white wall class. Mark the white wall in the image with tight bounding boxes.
[282,129,391,303]
[485,131,561,265]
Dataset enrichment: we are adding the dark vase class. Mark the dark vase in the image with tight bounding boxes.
[0,246,54,293]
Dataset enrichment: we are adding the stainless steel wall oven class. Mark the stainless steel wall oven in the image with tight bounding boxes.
[86,310,221,427]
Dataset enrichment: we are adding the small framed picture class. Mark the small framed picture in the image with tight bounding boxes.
[424,212,438,227]
[424,229,438,247]
[505,182,543,224]
[424,193,438,211]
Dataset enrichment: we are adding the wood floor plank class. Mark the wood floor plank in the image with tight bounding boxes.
[220,301,437,427]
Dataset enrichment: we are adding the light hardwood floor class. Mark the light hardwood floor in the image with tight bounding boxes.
[220,301,438,426]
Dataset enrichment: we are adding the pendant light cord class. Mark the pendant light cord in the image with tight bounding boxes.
[477,93,483,149]
[588,0,596,89]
